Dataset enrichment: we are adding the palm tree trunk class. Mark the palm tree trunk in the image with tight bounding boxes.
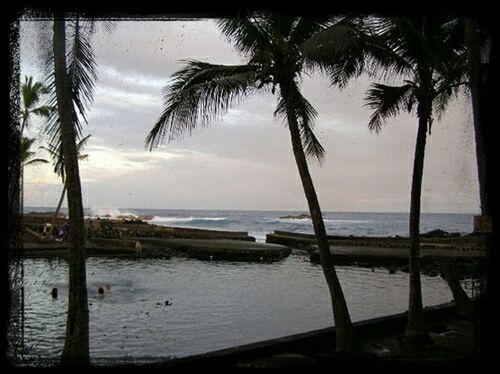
[442,262,472,317]
[53,18,89,366]
[282,90,356,354]
[49,182,67,237]
[465,18,489,217]
[405,114,430,346]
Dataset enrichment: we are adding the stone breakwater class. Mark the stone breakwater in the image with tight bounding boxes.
[18,214,289,262]
[22,213,255,241]
[17,214,486,275]
[266,231,486,278]
[266,230,486,251]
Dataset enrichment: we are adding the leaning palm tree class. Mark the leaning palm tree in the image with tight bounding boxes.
[43,134,91,237]
[146,14,368,353]
[363,15,464,346]
[43,16,111,365]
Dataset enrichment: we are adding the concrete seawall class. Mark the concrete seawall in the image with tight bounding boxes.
[109,302,463,368]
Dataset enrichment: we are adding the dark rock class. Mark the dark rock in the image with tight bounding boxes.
[421,229,450,238]
[279,214,311,220]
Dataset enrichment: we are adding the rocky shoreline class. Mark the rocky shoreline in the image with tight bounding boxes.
[16,214,487,276]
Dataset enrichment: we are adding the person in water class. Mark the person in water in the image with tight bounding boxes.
[98,284,112,295]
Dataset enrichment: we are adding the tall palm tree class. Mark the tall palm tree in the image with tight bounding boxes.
[51,18,89,365]
[44,16,110,365]
[146,14,367,353]
[464,18,491,219]
[363,16,464,346]
[43,134,91,237]
[461,17,494,360]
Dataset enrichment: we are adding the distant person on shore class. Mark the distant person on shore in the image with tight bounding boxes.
[59,223,69,241]
[135,241,143,255]
[42,223,52,239]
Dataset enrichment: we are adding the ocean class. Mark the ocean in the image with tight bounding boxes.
[26,207,475,242]
[13,207,476,365]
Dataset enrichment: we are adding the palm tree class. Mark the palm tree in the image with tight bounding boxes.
[44,16,110,365]
[51,18,89,365]
[364,16,464,346]
[19,76,52,206]
[461,17,494,360]
[20,75,51,136]
[464,18,491,219]
[43,134,91,237]
[146,14,366,354]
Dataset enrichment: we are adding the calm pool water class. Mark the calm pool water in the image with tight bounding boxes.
[11,254,467,365]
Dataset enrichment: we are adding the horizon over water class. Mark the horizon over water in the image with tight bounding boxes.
[24,206,476,242]
[24,205,479,215]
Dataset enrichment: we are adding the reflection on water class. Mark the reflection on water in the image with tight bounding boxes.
[13,255,467,365]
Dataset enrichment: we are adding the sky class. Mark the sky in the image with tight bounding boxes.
[19,18,480,214]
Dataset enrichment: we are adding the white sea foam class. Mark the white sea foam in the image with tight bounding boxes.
[277,218,372,224]
[88,207,138,219]
[277,218,311,224]
[324,219,372,224]
[151,216,227,223]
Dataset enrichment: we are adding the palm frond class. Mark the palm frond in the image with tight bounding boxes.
[20,76,50,134]
[289,16,337,46]
[43,133,91,180]
[67,18,98,125]
[21,76,47,111]
[19,137,37,163]
[24,158,49,167]
[302,16,413,88]
[44,18,99,166]
[301,17,365,86]
[20,136,48,166]
[146,61,259,150]
[31,105,53,118]
[86,19,116,35]
[216,16,271,57]
[365,83,415,133]
[274,83,325,163]
[432,74,463,120]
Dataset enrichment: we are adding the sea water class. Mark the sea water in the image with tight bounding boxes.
[12,208,475,365]
[26,207,475,242]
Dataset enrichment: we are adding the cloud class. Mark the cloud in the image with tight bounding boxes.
[94,83,162,110]
[79,144,188,181]
[19,19,480,213]
[99,65,168,91]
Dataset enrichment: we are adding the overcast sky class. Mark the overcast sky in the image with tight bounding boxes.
[19,18,480,213]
